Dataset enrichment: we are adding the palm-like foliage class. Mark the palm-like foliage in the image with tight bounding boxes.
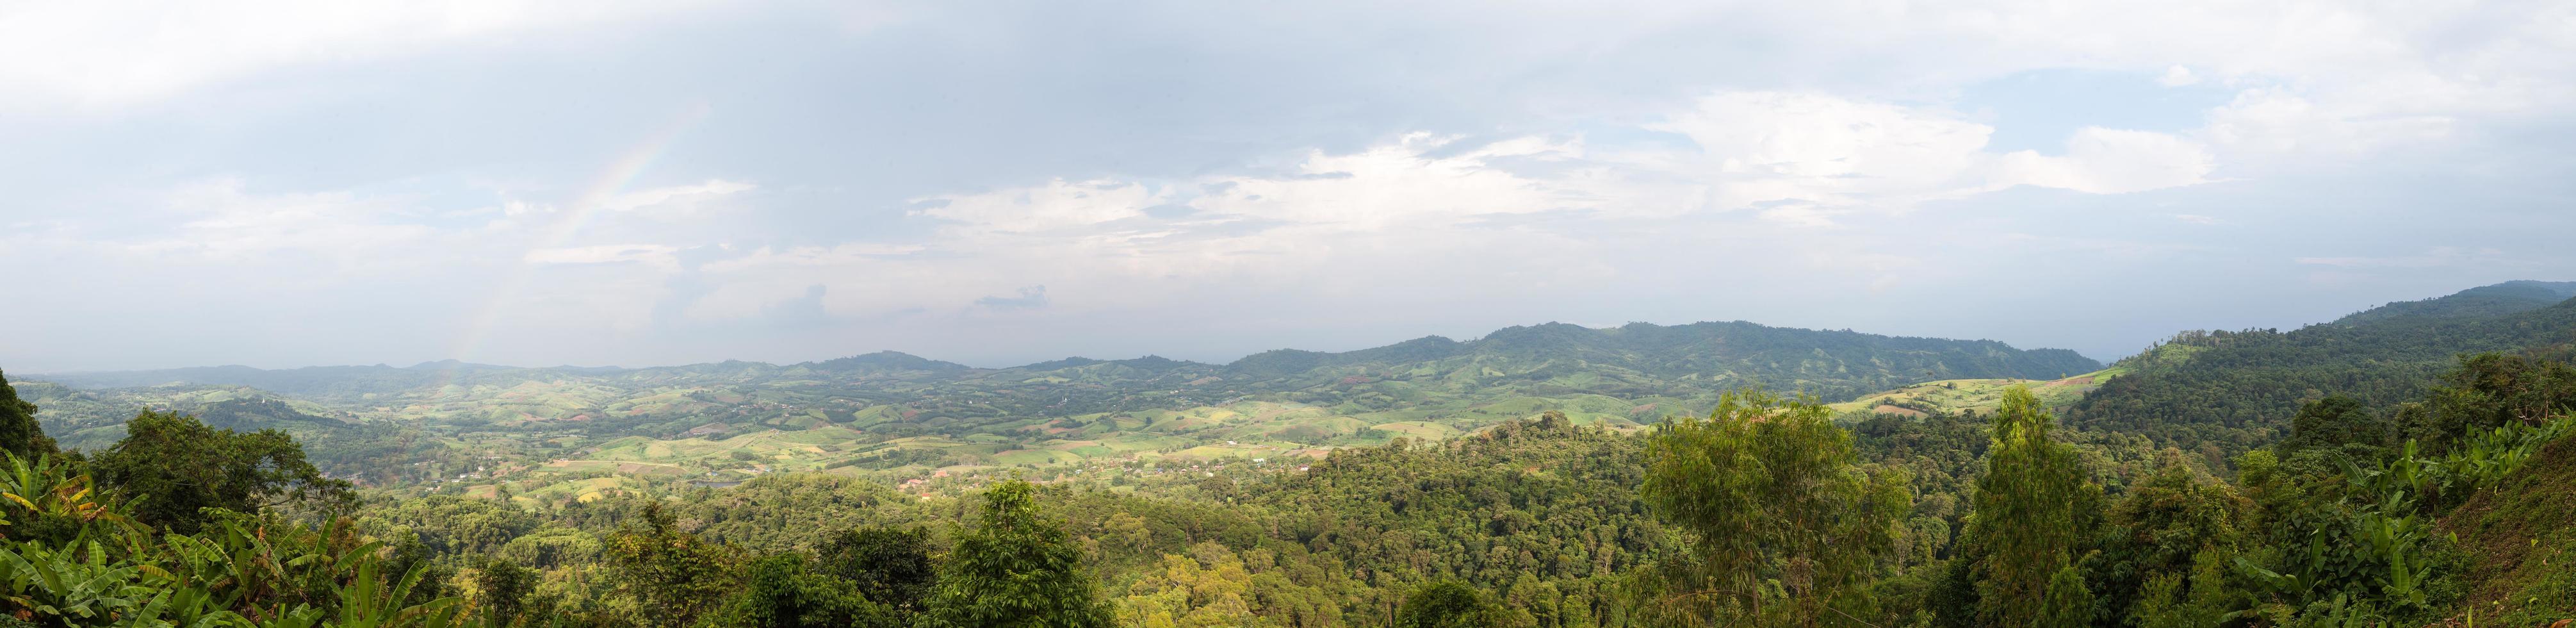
[0,455,141,547]
[0,452,476,627]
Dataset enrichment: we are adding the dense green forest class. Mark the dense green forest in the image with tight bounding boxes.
[2067,281,2576,459]
[2,281,2572,626]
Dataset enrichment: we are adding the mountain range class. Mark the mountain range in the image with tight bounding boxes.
[12,280,2573,504]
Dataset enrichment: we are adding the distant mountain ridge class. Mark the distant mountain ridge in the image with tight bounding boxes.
[2332,280,2576,326]
[36,319,2098,399]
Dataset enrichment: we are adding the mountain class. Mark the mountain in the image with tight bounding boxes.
[38,320,2096,402]
[2066,280,2576,448]
[2333,280,2576,326]
[17,318,2092,486]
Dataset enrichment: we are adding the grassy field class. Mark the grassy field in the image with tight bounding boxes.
[1826,367,2126,417]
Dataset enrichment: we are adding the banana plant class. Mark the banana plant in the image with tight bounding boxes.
[0,540,159,625]
[0,454,147,546]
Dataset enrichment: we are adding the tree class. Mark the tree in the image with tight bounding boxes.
[603,502,743,628]
[471,556,538,627]
[1965,388,2101,627]
[817,525,934,615]
[88,409,352,534]
[2404,351,2576,451]
[0,369,56,460]
[919,477,1111,627]
[2279,396,2389,459]
[1638,389,1906,627]
[2096,455,2248,620]
[1394,580,1500,628]
[708,554,895,628]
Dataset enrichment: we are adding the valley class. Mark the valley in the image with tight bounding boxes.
[20,319,2101,502]
[8,280,2575,626]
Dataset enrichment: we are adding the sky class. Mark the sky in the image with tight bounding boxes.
[4,0,2575,372]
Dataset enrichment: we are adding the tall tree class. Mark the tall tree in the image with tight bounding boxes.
[1967,388,2101,627]
[471,556,538,627]
[919,477,1111,627]
[89,409,350,534]
[818,525,934,616]
[603,502,743,628]
[0,368,56,459]
[1394,580,1501,628]
[708,554,895,628]
[1638,389,1907,627]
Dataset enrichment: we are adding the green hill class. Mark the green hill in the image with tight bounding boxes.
[2066,281,2576,450]
[2333,280,2576,327]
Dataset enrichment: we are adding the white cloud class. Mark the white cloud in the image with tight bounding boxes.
[1647,92,2212,224]
[1652,92,1989,211]
[600,179,756,215]
[2157,65,2199,87]
[525,244,681,270]
[119,178,440,274]
[679,93,2224,320]
[0,0,713,108]
[915,179,1164,231]
[1991,128,2213,195]
[1189,133,1594,227]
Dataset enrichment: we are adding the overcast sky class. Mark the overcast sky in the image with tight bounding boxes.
[4,1,2573,372]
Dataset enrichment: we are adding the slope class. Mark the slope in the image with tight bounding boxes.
[2436,433,2576,625]
[2067,280,2576,450]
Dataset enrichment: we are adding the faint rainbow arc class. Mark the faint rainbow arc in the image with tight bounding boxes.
[441,104,712,377]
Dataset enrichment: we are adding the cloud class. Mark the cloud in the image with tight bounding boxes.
[2158,65,2199,87]
[600,179,756,215]
[117,178,443,275]
[0,0,713,109]
[670,94,2224,321]
[915,179,1164,232]
[2201,88,2454,157]
[1991,128,2213,195]
[525,244,681,270]
[1645,92,2212,224]
[975,286,1049,311]
[1189,133,1595,227]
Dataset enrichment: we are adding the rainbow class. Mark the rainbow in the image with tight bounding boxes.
[440,103,713,375]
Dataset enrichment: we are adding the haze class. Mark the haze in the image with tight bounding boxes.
[6,1,2573,372]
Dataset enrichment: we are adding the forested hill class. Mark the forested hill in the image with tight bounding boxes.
[2067,280,2576,450]
[2331,279,2576,326]
[1225,320,2099,398]
[30,319,2093,429]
